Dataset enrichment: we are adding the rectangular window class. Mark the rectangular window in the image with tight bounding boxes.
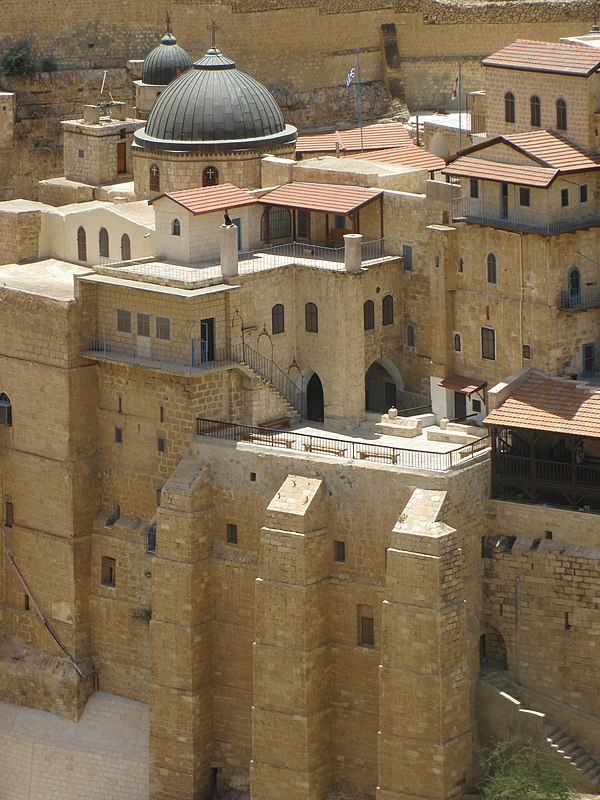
[469,178,479,199]
[334,214,347,230]
[137,312,150,337]
[5,501,13,528]
[523,344,531,359]
[116,309,131,333]
[561,188,569,207]
[481,327,496,361]
[78,148,84,158]
[24,594,30,611]
[333,540,346,562]
[472,399,482,413]
[101,556,116,587]
[156,488,162,506]
[115,427,123,443]
[360,616,375,647]
[297,209,310,240]
[580,184,588,204]
[226,523,238,544]
[159,406,164,423]
[402,244,413,272]
[156,316,170,340]
[157,436,166,453]
[519,187,530,207]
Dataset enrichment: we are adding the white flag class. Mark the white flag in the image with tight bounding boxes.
[346,66,355,88]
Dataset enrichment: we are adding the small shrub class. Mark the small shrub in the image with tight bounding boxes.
[481,739,575,800]
[0,42,36,77]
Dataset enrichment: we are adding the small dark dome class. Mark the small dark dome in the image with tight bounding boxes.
[141,32,193,87]
[135,47,296,153]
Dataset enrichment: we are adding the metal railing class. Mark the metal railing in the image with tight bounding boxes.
[559,286,600,311]
[451,196,600,237]
[81,336,302,411]
[196,417,490,471]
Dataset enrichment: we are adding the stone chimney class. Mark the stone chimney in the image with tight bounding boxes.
[220,223,239,278]
[344,233,363,273]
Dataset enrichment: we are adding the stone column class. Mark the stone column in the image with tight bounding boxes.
[220,223,239,278]
[344,233,363,273]
[378,489,471,800]
[251,475,332,800]
[149,459,214,800]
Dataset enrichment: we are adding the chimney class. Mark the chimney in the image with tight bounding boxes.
[344,233,363,273]
[220,223,239,278]
[83,105,101,124]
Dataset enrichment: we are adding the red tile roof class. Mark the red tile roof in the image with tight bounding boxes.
[439,375,486,395]
[260,182,382,214]
[484,375,600,439]
[150,183,258,214]
[506,131,600,172]
[443,156,558,187]
[482,39,600,76]
[345,144,445,173]
[297,123,411,154]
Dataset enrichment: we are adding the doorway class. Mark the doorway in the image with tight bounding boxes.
[200,318,215,363]
[117,141,127,174]
[582,343,595,377]
[306,373,324,422]
[454,391,467,421]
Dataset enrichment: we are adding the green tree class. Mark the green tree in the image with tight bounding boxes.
[481,739,576,800]
[0,42,36,77]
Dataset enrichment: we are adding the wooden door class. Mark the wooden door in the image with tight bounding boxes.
[117,141,127,174]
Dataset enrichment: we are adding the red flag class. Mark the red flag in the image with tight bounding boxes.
[451,74,460,99]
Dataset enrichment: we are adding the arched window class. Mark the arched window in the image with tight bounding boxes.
[171,218,181,236]
[77,226,87,261]
[556,98,567,131]
[99,227,109,258]
[0,393,12,426]
[272,303,284,334]
[120,233,131,261]
[568,267,581,307]
[486,252,497,284]
[363,300,374,331]
[261,207,292,241]
[149,164,160,192]
[504,92,515,124]
[202,165,219,187]
[305,302,318,333]
[530,95,541,127]
[454,333,462,352]
[406,323,416,348]
[382,294,394,325]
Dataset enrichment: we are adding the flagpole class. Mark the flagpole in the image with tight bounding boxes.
[355,48,364,151]
[457,60,462,153]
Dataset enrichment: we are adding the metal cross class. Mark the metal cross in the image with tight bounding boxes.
[165,12,171,33]
[207,19,219,48]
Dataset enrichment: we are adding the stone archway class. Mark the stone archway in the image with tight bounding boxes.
[305,372,324,423]
[481,624,508,671]
[365,359,404,413]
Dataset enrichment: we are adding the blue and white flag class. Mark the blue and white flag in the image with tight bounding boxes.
[346,66,355,88]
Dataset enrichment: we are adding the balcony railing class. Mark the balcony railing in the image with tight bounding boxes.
[451,196,600,236]
[81,337,302,411]
[559,286,600,312]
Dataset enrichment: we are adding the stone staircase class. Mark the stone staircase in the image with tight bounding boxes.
[482,672,600,793]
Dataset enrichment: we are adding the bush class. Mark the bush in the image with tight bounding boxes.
[481,739,576,800]
[0,42,36,77]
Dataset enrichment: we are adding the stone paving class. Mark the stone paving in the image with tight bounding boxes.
[0,692,148,800]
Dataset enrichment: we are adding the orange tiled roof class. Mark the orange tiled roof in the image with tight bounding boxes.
[260,182,382,214]
[506,131,600,172]
[297,123,410,154]
[484,375,600,439]
[482,39,600,76]
[439,375,486,395]
[151,183,258,214]
[345,144,445,173]
[443,156,558,187]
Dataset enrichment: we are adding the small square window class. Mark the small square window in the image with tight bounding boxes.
[470,178,479,199]
[402,244,413,272]
[78,148,84,158]
[250,472,257,482]
[360,616,375,647]
[116,309,131,333]
[523,344,531,359]
[519,187,530,207]
[137,313,150,337]
[115,427,123,443]
[334,214,347,229]
[226,523,238,544]
[561,188,569,207]
[580,184,588,204]
[157,436,166,453]
[156,316,171,340]
[5,501,13,528]
[101,556,116,587]
[472,399,482,413]
[334,540,346,562]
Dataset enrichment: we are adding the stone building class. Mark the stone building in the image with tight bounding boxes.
[0,31,599,800]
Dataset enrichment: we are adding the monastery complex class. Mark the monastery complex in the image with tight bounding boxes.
[0,3,600,800]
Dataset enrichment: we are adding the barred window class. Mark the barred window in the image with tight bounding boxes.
[481,327,496,360]
[486,253,497,284]
[272,303,284,334]
[261,207,291,241]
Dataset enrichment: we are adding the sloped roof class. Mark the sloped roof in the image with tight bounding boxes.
[346,144,445,172]
[297,123,410,154]
[484,375,600,439]
[482,39,600,77]
[505,131,600,172]
[443,156,558,187]
[150,183,258,214]
[439,375,486,395]
[260,182,382,214]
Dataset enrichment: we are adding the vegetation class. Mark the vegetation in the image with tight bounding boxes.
[0,42,36,77]
[480,739,576,800]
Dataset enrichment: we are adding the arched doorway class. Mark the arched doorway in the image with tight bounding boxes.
[365,359,403,413]
[306,373,324,423]
[480,624,508,671]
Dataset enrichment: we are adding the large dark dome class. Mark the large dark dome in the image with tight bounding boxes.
[141,33,193,87]
[134,48,297,153]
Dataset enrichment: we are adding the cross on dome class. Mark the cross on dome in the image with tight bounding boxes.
[207,19,219,49]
